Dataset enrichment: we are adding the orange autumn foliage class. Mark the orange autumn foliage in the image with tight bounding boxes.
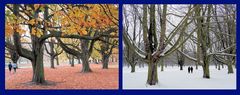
[5,4,118,38]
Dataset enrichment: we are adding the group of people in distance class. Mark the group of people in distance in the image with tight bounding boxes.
[8,62,17,73]
[188,66,194,73]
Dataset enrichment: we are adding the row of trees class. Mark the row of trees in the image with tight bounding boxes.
[123,4,236,85]
[5,4,118,84]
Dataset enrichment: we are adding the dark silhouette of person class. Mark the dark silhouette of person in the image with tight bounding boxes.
[190,66,193,73]
[8,62,12,73]
[12,63,17,73]
[188,66,190,73]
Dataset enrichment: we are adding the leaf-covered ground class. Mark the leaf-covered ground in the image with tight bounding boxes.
[6,63,118,89]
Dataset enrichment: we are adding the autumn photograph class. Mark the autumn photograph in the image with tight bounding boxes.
[123,4,236,89]
[5,4,119,89]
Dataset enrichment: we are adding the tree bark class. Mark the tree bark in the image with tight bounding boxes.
[143,4,157,85]
[180,65,183,70]
[81,55,92,72]
[160,58,164,72]
[12,4,46,84]
[195,4,211,79]
[227,60,234,74]
[78,58,81,64]
[196,64,198,70]
[31,43,45,84]
[80,39,92,72]
[71,56,74,67]
[147,59,158,85]
[130,64,136,73]
[56,56,59,65]
[50,56,55,68]
[102,55,110,69]
[178,56,184,70]
[218,64,221,70]
[202,52,210,78]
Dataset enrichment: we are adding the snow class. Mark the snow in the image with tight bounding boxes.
[123,65,236,89]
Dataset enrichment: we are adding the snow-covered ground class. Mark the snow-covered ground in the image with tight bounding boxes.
[123,65,236,89]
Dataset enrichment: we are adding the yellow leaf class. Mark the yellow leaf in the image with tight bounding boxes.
[31,27,36,35]
[82,30,87,35]
[28,19,35,25]
[5,23,13,37]
[34,4,40,10]
[79,28,87,35]
[36,29,43,37]
[16,27,25,34]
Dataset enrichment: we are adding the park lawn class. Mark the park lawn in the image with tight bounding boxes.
[123,65,236,89]
[6,63,118,89]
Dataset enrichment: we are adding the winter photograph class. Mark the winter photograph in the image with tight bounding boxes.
[5,4,119,89]
[123,4,236,89]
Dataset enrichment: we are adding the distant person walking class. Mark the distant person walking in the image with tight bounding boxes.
[8,62,12,73]
[190,67,193,73]
[12,63,17,73]
[188,67,190,73]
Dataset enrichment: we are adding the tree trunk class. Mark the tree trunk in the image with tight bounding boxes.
[202,58,210,78]
[178,59,184,70]
[218,64,221,70]
[56,56,59,65]
[147,60,158,85]
[50,56,55,68]
[227,63,234,74]
[130,64,136,73]
[68,56,71,65]
[160,60,164,72]
[71,57,74,67]
[81,55,92,72]
[139,62,142,68]
[78,58,81,64]
[202,48,210,78]
[196,64,198,70]
[234,64,236,69]
[180,65,183,70]
[227,56,234,74]
[102,55,109,69]
[32,47,45,84]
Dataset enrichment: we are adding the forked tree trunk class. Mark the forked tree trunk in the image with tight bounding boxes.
[12,4,46,84]
[195,4,211,79]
